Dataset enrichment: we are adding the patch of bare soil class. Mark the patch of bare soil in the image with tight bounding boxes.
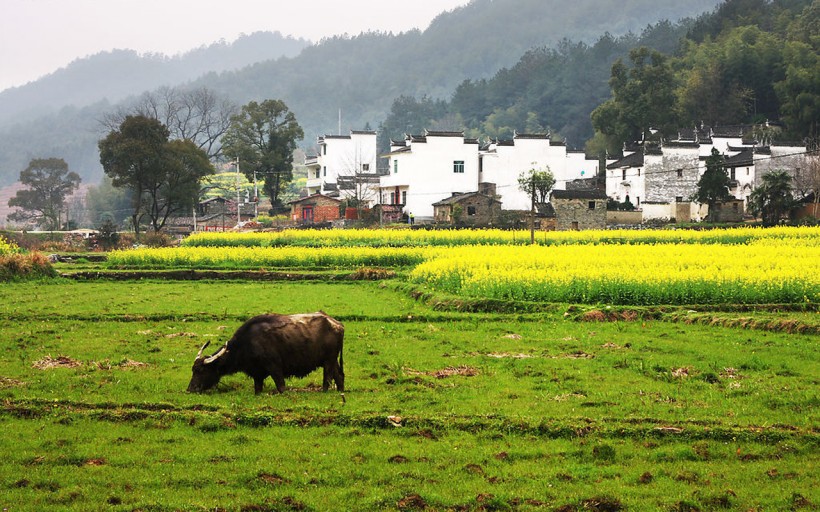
[258,472,288,486]
[32,355,82,370]
[406,366,480,379]
[348,267,396,280]
[485,352,532,359]
[0,377,26,388]
[561,351,595,359]
[397,493,427,510]
[165,332,198,338]
[94,359,149,370]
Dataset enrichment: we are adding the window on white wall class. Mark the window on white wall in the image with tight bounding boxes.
[454,161,465,173]
[393,161,398,174]
[362,164,370,172]
[402,191,407,204]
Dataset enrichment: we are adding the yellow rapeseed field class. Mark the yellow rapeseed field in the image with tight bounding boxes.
[408,239,819,304]
[181,225,820,248]
[112,226,820,305]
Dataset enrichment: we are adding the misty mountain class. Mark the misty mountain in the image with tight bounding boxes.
[0,0,722,186]
[0,32,308,127]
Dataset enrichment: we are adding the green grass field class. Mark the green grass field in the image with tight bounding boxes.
[1,279,817,511]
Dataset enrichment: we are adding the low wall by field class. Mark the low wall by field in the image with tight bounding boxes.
[606,210,643,225]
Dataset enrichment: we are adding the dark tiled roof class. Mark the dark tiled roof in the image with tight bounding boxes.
[551,189,607,200]
[724,150,754,167]
[351,130,377,135]
[424,130,464,137]
[288,193,342,205]
[771,140,806,148]
[607,151,644,169]
[432,192,500,206]
[514,132,549,140]
[664,141,700,149]
[711,124,754,138]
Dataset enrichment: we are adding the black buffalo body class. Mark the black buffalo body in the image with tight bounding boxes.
[187,312,344,394]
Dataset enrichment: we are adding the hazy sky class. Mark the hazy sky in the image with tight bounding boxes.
[0,0,470,92]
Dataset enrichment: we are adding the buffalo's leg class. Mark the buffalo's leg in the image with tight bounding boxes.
[270,370,287,394]
[253,376,265,395]
[334,363,345,392]
[322,363,334,391]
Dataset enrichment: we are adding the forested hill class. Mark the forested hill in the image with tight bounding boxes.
[0,0,723,186]
[0,32,308,127]
[199,0,723,139]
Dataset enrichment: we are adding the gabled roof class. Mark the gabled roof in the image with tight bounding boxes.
[424,130,464,137]
[288,193,342,205]
[514,132,549,140]
[432,192,501,206]
[551,189,607,200]
[607,151,644,169]
[724,149,754,167]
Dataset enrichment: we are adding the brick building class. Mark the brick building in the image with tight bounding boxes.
[289,194,342,224]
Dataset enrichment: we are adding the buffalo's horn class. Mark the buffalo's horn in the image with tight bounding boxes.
[204,345,228,365]
[195,340,211,360]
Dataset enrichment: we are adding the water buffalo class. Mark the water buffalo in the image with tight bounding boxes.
[187,312,344,394]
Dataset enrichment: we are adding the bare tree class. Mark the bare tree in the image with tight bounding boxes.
[101,86,237,161]
[792,152,820,217]
[336,146,380,221]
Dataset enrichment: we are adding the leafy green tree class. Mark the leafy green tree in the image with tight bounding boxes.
[85,176,132,227]
[8,158,81,230]
[221,100,304,212]
[377,95,448,156]
[748,170,796,226]
[98,115,214,235]
[591,47,680,152]
[518,167,555,244]
[776,40,820,138]
[518,167,556,206]
[693,148,733,222]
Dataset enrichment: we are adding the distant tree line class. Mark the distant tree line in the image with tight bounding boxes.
[378,0,818,156]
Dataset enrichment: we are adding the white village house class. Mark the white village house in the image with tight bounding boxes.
[481,134,604,211]
[304,130,381,207]
[304,124,815,226]
[380,131,481,221]
[379,130,606,222]
[605,125,812,222]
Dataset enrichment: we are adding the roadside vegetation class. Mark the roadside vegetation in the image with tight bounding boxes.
[0,234,56,280]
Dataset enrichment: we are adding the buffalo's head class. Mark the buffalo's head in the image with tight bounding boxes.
[186,341,227,393]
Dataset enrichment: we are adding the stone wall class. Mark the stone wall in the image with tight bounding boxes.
[606,210,643,225]
[644,147,699,203]
[554,198,606,230]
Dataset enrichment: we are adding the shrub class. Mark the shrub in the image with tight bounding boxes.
[0,252,57,280]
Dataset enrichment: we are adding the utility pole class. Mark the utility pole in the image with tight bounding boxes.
[234,158,241,227]
[530,178,536,245]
